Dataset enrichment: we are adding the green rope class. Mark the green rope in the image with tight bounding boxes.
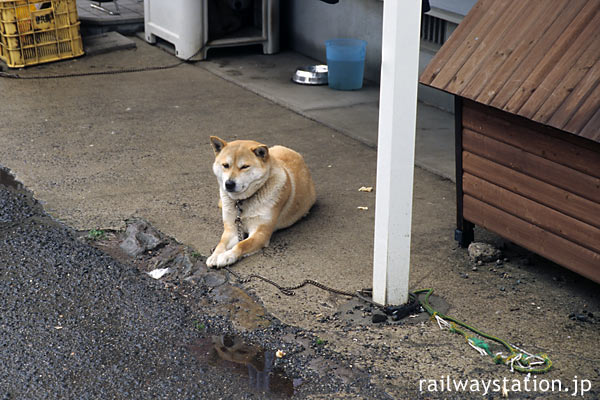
[469,337,492,356]
[412,288,552,374]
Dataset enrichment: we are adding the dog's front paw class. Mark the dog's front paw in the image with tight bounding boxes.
[206,249,238,268]
[206,251,222,268]
[210,249,239,268]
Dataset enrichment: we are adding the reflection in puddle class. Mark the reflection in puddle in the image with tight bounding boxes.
[188,335,300,398]
[0,167,21,189]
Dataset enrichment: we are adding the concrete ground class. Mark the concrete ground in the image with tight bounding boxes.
[1,38,599,398]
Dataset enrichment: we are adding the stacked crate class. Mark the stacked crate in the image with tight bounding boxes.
[0,0,84,68]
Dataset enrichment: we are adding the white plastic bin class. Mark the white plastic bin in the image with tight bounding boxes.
[144,0,279,61]
[144,0,204,60]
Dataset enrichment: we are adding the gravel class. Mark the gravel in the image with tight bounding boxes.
[0,187,39,224]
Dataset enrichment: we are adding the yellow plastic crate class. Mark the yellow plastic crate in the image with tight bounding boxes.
[0,0,83,68]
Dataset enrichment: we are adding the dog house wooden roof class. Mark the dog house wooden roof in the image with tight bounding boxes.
[420,0,600,143]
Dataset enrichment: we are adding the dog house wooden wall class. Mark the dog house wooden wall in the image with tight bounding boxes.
[420,0,600,283]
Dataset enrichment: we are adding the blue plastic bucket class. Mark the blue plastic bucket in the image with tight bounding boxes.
[325,39,367,90]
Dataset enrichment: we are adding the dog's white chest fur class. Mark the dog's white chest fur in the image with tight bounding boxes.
[221,166,287,233]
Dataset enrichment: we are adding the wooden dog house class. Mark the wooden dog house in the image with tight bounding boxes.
[420,0,600,283]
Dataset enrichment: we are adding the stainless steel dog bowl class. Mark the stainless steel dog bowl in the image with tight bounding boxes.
[292,65,328,85]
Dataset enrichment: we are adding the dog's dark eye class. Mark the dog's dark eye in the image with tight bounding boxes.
[240,165,250,170]
[222,163,230,169]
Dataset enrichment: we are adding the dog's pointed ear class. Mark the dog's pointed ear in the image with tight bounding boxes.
[252,145,269,160]
[210,136,227,154]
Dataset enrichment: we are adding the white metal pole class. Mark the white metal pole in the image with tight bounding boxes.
[372,0,422,306]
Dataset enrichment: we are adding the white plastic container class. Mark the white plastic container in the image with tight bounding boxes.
[144,0,204,60]
[144,0,279,61]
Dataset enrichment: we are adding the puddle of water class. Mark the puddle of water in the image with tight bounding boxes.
[188,335,301,398]
[0,167,21,189]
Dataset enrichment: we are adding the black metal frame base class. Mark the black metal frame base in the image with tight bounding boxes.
[454,223,474,248]
[454,96,475,248]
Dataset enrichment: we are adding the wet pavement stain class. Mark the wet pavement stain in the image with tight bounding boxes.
[187,335,300,398]
[211,285,271,331]
[81,218,272,331]
[0,166,21,189]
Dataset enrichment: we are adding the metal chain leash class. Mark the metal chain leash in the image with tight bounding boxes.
[223,265,420,316]
[224,265,359,298]
[234,200,245,242]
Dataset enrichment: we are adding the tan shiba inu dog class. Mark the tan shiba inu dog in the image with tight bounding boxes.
[206,136,316,268]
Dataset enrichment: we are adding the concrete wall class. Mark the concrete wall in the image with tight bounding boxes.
[281,0,458,112]
[418,49,454,113]
[283,0,383,83]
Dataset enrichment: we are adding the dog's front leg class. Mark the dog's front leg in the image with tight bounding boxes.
[210,223,274,267]
[206,223,238,267]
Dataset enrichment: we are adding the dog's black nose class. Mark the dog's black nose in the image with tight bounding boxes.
[225,179,236,192]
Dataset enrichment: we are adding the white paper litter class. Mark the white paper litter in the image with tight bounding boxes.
[147,268,171,279]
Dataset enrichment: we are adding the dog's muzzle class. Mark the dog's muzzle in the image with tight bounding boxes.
[225,179,236,192]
